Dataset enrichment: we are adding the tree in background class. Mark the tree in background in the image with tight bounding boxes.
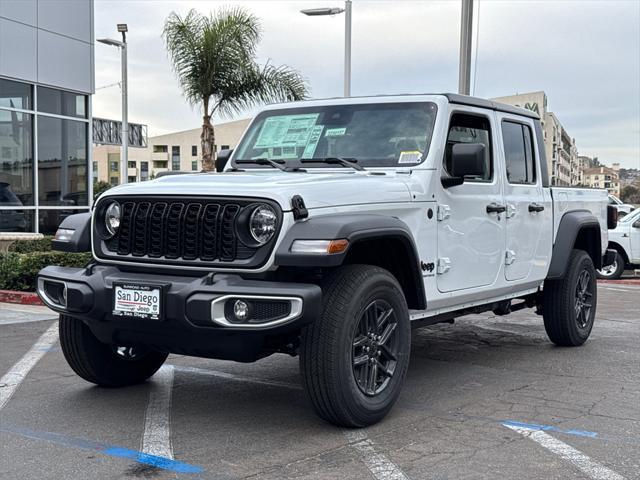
[163,8,309,172]
[620,182,640,205]
[93,180,112,200]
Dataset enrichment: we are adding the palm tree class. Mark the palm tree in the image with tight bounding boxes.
[163,8,309,171]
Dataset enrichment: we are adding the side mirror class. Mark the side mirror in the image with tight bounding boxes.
[215,149,233,173]
[607,205,618,230]
[442,143,486,188]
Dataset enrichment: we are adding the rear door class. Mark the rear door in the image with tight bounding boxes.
[498,115,552,282]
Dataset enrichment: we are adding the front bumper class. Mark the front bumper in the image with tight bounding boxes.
[36,265,321,362]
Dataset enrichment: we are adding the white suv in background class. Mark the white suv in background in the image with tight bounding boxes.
[598,208,640,279]
[608,194,634,217]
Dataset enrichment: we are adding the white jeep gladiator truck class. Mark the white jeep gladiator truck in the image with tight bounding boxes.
[38,94,617,427]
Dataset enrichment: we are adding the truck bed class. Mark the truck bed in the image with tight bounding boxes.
[550,187,609,254]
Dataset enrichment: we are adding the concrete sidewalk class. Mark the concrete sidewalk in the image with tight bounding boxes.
[0,302,57,325]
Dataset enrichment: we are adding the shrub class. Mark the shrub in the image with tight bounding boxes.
[94,180,112,200]
[8,236,54,253]
[0,251,92,292]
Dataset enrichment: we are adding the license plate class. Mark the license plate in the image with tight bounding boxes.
[113,284,162,320]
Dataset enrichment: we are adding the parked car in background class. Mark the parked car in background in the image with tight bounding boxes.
[608,194,634,217]
[597,207,640,279]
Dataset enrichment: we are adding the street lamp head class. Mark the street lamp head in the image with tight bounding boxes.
[97,37,124,47]
[301,7,345,16]
[117,23,128,33]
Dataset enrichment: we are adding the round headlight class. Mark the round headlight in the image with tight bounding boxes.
[105,202,121,237]
[249,205,277,245]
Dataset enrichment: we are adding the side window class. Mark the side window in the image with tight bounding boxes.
[444,113,492,182]
[502,121,536,184]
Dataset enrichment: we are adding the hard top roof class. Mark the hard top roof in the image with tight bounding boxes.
[264,93,539,120]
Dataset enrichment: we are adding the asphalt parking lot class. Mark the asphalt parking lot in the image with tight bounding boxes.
[1,282,639,480]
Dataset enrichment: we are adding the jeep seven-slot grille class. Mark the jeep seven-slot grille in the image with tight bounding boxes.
[105,199,258,264]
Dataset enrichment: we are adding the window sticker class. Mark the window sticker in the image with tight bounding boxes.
[302,125,324,158]
[325,127,347,137]
[398,151,422,164]
[254,114,320,149]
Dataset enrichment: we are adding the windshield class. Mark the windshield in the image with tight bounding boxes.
[619,207,640,223]
[232,102,437,168]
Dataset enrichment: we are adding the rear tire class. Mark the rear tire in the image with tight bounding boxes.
[300,265,411,427]
[596,250,624,280]
[59,314,168,387]
[543,249,597,346]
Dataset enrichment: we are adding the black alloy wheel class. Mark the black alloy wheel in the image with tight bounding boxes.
[574,269,594,329]
[352,300,400,396]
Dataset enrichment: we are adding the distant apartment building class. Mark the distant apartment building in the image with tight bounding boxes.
[583,166,620,197]
[492,91,582,186]
[92,118,250,184]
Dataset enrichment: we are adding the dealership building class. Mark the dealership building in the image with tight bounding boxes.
[0,0,94,233]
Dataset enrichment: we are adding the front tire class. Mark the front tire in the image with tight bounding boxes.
[59,315,168,387]
[300,265,411,427]
[543,249,597,346]
[596,250,624,280]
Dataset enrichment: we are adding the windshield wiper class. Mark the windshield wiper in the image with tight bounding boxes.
[235,158,305,172]
[300,157,365,171]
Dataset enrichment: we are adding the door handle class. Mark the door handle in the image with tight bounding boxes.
[528,203,545,213]
[486,203,506,214]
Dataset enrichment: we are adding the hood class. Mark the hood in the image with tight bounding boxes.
[100,170,413,210]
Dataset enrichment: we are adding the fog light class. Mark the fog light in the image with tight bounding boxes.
[233,300,250,321]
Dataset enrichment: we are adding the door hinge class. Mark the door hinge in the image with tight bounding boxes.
[437,204,451,221]
[437,257,451,274]
[505,250,516,265]
[506,203,517,218]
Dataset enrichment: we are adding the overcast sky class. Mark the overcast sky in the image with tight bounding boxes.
[94,0,640,169]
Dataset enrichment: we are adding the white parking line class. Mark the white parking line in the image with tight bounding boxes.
[141,365,175,459]
[0,322,59,411]
[174,364,409,479]
[504,423,626,480]
[344,430,409,480]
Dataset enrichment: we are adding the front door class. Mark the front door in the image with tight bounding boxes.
[498,115,551,282]
[436,109,505,293]
[630,214,640,263]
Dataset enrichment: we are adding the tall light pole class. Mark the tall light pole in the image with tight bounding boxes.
[458,0,473,95]
[301,1,352,97]
[97,23,129,184]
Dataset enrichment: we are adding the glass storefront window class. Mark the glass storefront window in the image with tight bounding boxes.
[38,86,87,118]
[37,116,88,206]
[0,79,32,110]
[0,110,34,205]
[39,209,88,235]
[0,209,34,232]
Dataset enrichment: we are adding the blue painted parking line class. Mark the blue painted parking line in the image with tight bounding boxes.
[502,420,598,438]
[1,423,203,474]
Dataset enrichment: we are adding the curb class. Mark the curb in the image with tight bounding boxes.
[597,279,640,286]
[0,290,43,306]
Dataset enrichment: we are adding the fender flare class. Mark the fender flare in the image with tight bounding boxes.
[547,210,602,279]
[275,214,426,307]
[51,212,92,252]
